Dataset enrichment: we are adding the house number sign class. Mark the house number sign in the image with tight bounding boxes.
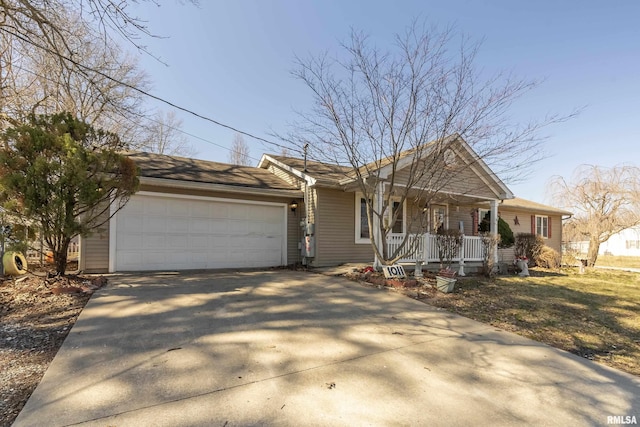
[382,265,406,279]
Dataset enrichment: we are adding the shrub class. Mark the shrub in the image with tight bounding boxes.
[435,228,463,268]
[536,246,561,269]
[514,233,544,266]
[479,211,514,248]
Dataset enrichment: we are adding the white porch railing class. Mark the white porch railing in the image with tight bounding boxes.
[386,233,485,264]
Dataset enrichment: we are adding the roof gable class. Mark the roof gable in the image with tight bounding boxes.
[258,154,352,187]
[260,135,513,200]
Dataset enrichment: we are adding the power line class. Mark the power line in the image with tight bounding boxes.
[0,26,299,156]
[6,62,280,164]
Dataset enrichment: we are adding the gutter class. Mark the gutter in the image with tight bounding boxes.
[139,176,303,198]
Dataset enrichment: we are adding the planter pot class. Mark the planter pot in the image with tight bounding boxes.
[436,276,456,293]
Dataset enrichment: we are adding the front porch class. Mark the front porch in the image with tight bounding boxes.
[387,233,485,265]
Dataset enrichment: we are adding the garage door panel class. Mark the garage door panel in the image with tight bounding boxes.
[143,234,166,249]
[171,235,189,250]
[115,195,285,271]
[189,218,210,233]
[189,201,210,217]
[120,216,143,233]
[167,220,189,233]
[228,221,247,234]
[145,217,167,233]
[145,198,167,215]
[118,233,142,250]
[210,220,229,233]
[167,203,189,216]
[189,235,208,250]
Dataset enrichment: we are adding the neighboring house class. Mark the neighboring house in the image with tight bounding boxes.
[496,198,572,262]
[599,227,640,256]
[566,227,640,257]
[79,139,569,272]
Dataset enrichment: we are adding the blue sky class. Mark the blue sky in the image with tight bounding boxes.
[127,0,639,204]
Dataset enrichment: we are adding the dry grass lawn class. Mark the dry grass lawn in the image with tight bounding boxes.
[596,255,640,269]
[424,267,640,376]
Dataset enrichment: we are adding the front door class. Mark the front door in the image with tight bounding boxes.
[431,205,447,233]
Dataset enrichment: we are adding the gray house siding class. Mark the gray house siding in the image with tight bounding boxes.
[79,209,110,273]
[313,187,373,267]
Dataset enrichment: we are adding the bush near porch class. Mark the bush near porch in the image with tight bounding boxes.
[422,268,640,377]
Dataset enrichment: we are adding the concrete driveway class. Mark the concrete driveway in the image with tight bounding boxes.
[14,270,640,426]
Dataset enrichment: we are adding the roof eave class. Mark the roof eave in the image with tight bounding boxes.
[139,176,303,198]
[259,155,317,186]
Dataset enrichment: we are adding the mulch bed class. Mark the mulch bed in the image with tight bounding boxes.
[0,272,105,427]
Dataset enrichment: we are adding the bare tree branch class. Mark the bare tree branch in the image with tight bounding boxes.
[551,164,640,266]
[280,22,576,264]
[228,133,251,166]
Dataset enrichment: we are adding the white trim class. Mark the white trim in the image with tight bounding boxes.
[258,154,317,186]
[344,135,513,200]
[108,198,117,273]
[139,176,302,198]
[108,191,288,272]
[388,182,503,202]
[355,191,408,245]
[429,204,449,232]
[355,192,371,244]
[374,183,384,268]
[491,199,499,265]
[535,214,549,239]
[388,197,407,235]
[454,137,513,199]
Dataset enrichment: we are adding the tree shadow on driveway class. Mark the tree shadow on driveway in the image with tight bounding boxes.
[14,270,640,426]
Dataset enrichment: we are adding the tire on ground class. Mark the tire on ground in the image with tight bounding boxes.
[3,251,28,276]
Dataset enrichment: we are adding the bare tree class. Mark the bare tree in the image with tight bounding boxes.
[0,0,195,137]
[550,164,640,267]
[139,110,197,157]
[0,3,152,145]
[286,23,572,265]
[228,133,251,165]
[0,1,197,63]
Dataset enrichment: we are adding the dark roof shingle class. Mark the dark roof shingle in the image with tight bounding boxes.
[127,152,299,191]
[267,155,352,185]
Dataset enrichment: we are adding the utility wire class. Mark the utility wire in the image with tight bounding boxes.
[0,26,299,156]
[12,61,294,166]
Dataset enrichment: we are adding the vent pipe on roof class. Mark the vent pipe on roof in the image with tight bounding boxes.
[303,143,309,172]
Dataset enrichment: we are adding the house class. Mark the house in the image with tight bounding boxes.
[495,198,572,262]
[79,138,570,273]
[566,227,640,257]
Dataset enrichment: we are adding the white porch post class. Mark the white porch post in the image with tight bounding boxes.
[458,234,466,276]
[373,182,384,269]
[490,199,499,265]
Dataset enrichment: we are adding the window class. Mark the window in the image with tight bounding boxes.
[356,195,370,244]
[626,240,640,250]
[477,208,490,233]
[391,201,405,234]
[431,205,447,233]
[355,193,406,243]
[536,215,549,238]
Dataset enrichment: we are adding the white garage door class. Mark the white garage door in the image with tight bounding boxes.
[112,193,286,271]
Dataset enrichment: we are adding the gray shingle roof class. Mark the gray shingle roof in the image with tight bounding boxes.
[267,155,352,186]
[501,198,573,216]
[126,151,299,191]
